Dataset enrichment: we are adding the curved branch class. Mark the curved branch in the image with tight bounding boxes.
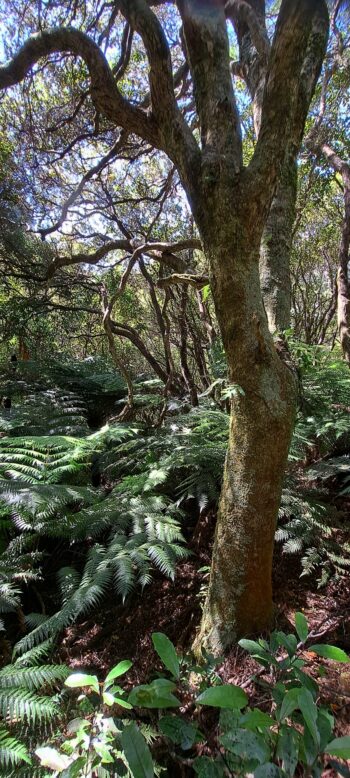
[0,26,160,145]
[157,272,209,289]
[119,0,200,170]
[46,239,130,279]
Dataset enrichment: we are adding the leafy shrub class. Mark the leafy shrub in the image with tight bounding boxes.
[30,613,350,778]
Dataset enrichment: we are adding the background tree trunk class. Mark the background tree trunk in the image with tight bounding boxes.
[260,150,297,332]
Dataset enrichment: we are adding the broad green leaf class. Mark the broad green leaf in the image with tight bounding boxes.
[66,718,89,735]
[302,724,320,767]
[298,688,319,746]
[121,722,154,778]
[317,708,334,751]
[326,736,350,759]
[128,680,180,709]
[308,644,349,663]
[196,684,248,710]
[94,742,114,763]
[65,673,99,693]
[159,715,203,750]
[275,632,298,658]
[276,726,300,777]
[238,639,277,667]
[295,612,308,643]
[293,668,318,696]
[239,710,275,730]
[152,633,180,679]
[103,691,116,706]
[59,756,86,778]
[220,729,270,764]
[104,660,132,687]
[114,696,133,709]
[278,688,300,722]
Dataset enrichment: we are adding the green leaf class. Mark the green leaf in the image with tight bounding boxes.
[151,633,180,679]
[104,660,132,687]
[278,688,300,722]
[121,721,154,778]
[159,715,203,750]
[128,680,180,709]
[239,710,275,730]
[295,612,308,643]
[293,668,318,696]
[220,729,270,764]
[276,726,300,777]
[308,644,349,662]
[103,691,115,706]
[317,708,334,751]
[275,632,298,658]
[326,736,350,759]
[114,696,133,709]
[254,764,284,777]
[238,639,276,667]
[298,688,319,746]
[65,673,99,693]
[193,755,225,777]
[301,723,320,767]
[196,684,248,710]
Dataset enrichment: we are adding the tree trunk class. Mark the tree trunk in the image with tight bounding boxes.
[336,171,350,363]
[260,150,297,332]
[319,145,350,363]
[193,220,297,655]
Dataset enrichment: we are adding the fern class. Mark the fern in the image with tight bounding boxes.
[0,656,69,775]
[290,346,350,460]
[0,728,31,770]
[277,471,350,584]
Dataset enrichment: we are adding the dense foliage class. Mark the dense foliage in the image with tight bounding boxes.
[0,0,350,774]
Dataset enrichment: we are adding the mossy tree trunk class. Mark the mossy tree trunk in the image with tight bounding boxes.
[192,207,296,653]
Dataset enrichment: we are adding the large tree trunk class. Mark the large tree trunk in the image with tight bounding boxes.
[193,218,297,655]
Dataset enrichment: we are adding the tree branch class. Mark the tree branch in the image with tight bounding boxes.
[0,27,160,145]
[40,131,129,237]
[177,0,242,175]
[157,272,209,289]
[226,0,270,63]
[118,0,200,175]
[246,0,329,220]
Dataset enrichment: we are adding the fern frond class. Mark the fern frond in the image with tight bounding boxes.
[0,728,31,769]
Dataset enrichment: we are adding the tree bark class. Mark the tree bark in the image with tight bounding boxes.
[320,145,350,363]
[193,213,296,653]
[260,150,297,332]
